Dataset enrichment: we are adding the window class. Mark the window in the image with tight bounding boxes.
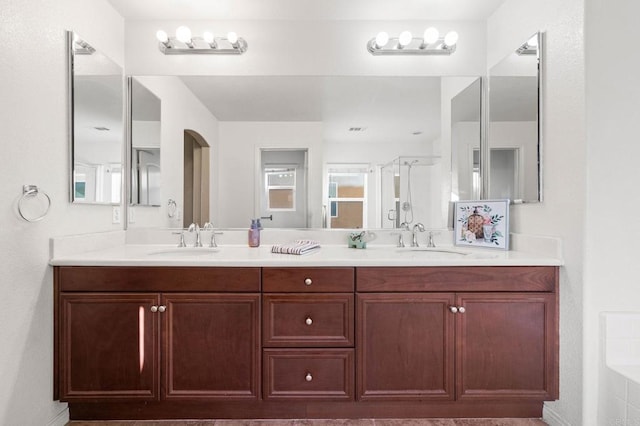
[265,167,296,210]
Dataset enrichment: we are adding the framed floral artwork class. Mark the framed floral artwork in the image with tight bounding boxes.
[454,199,509,250]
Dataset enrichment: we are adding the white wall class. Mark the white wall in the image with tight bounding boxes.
[129,76,219,229]
[217,122,323,228]
[488,0,586,425]
[0,1,124,424]
[584,0,640,424]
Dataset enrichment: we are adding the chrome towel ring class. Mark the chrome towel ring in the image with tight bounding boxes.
[18,185,51,222]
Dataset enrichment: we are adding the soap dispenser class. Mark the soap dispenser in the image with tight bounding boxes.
[248,219,260,247]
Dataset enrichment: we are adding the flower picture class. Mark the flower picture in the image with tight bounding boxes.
[454,199,509,250]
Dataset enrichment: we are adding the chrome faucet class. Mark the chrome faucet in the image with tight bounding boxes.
[202,222,217,248]
[188,223,202,247]
[411,223,425,247]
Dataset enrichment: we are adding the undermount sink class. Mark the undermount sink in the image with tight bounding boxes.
[147,247,219,257]
[396,247,469,256]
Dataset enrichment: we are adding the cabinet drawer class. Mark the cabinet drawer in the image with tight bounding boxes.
[263,268,354,293]
[263,349,354,400]
[57,267,261,292]
[263,294,354,347]
[356,266,558,292]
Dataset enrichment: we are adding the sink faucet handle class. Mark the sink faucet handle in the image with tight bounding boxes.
[428,231,436,248]
[171,231,186,248]
[202,223,219,248]
[390,232,405,248]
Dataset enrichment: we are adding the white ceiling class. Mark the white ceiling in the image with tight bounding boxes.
[107,0,506,21]
[179,76,443,144]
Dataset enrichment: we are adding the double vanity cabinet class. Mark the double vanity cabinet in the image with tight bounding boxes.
[53,264,558,420]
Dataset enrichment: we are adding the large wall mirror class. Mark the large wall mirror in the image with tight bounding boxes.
[68,31,123,204]
[487,31,543,203]
[129,77,161,207]
[126,75,482,230]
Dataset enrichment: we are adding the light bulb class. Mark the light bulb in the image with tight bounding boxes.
[227,31,238,44]
[374,32,389,49]
[444,31,459,47]
[423,27,439,45]
[175,26,192,44]
[156,30,169,43]
[203,31,215,44]
[398,31,412,47]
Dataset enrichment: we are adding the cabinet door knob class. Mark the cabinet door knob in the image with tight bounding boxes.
[449,306,458,313]
[304,278,313,286]
[150,305,158,313]
[305,317,313,326]
[158,305,167,313]
[305,373,313,382]
[458,306,466,314]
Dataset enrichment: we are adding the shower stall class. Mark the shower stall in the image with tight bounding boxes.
[380,155,441,229]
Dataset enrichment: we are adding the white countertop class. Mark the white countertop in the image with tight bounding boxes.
[49,243,562,267]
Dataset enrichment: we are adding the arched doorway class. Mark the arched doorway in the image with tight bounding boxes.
[183,129,210,227]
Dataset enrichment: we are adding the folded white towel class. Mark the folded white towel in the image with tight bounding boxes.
[271,240,321,255]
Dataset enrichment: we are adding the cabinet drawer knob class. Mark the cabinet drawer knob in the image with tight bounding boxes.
[449,306,458,313]
[305,317,313,326]
[458,306,466,314]
[158,305,167,313]
[304,278,313,286]
[150,305,158,313]
[305,373,313,382]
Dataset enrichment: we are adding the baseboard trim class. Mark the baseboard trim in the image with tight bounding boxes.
[543,405,571,426]
[47,407,70,426]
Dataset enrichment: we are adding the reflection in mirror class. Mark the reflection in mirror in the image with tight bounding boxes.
[68,31,123,204]
[324,164,369,229]
[451,78,482,201]
[183,130,211,228]
[380,156,441,229]
[130,78,161,206]
[488,32,542,202]
[259,149,308,228]
[128,75,481,230]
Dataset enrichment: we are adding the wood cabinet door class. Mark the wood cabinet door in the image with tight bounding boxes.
[59,293,160,401]
[456,292,557,401]
[162,293,260,400]
[356,293,455,401]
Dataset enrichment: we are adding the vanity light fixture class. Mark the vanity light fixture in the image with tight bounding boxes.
[156,26,248,55]
[516,34,539,55]
[367,27,458,55]
[72,34,95,55]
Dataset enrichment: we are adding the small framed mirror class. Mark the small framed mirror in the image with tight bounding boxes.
[487,32,543,203]
[68,31,124,204]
